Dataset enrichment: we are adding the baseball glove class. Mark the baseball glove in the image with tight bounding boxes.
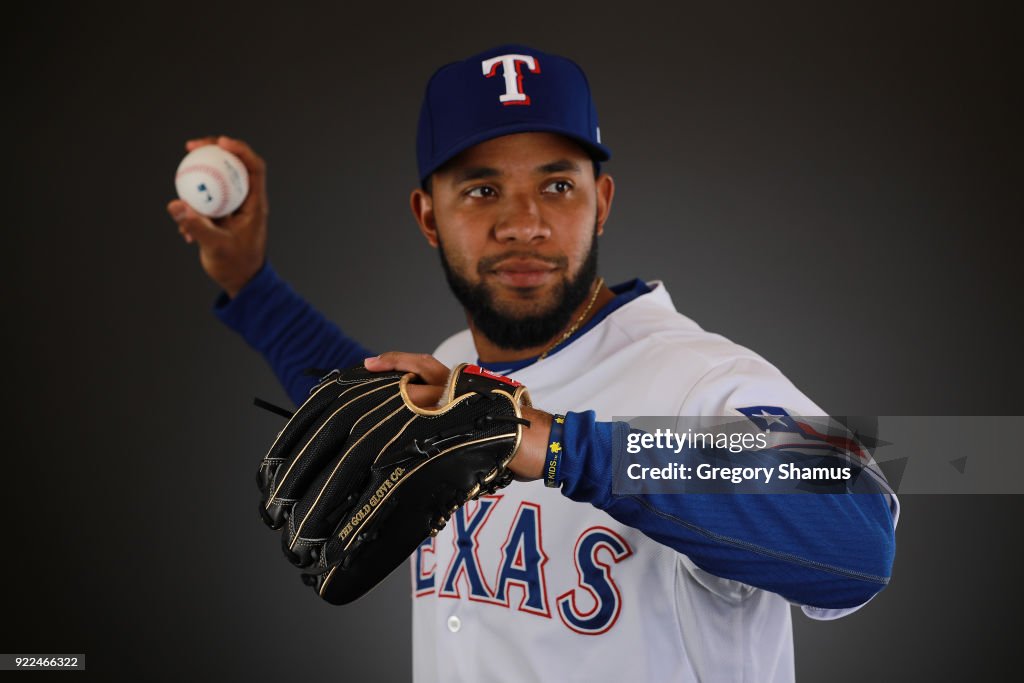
[257,362,531,605]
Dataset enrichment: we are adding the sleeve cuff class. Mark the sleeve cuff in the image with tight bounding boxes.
[212,261,278,331]
[556,411,626,508]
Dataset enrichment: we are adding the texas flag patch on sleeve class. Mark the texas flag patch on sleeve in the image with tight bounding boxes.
[736,405,868,460]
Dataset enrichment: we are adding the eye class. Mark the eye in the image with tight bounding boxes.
[466,185,497,199]
[543,179,574,194]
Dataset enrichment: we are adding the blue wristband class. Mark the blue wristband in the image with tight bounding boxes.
[544,414,566,488]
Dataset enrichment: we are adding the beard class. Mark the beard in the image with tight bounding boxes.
[437,226,600,351]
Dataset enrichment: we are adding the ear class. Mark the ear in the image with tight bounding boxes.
[410,188,439,248]
[594,173,615,237]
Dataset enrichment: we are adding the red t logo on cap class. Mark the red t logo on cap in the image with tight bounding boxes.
[481,54,542,106]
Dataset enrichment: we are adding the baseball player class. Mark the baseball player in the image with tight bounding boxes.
[167,44,898,682]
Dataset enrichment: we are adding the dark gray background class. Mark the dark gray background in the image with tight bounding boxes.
[5,1,1021,680]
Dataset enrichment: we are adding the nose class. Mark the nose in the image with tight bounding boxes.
[493,193,551,243]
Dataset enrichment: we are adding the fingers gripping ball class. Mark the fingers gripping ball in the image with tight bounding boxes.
[257,363,532,605]
[174,145,249,218]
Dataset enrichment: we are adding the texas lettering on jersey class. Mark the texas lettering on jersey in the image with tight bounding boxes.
[413,495,635,635]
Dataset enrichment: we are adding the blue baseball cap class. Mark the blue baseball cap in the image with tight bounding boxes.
[416,44,611,184]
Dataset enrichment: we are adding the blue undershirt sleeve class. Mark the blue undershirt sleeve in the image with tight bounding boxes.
[212,262,376,406]
[555,410,896,610]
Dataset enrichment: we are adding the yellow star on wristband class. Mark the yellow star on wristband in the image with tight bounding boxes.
[555,416,565,424]
[549,442,562,454]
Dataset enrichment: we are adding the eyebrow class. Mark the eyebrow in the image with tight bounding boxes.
[449,159,583,187]
[451,166,500,186]
[537,159,582,174]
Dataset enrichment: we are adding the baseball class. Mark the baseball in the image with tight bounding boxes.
[174,145,249,218]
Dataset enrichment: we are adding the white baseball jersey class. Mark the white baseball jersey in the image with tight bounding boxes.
[412,280,893,682]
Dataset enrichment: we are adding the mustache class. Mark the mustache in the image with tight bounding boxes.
[477,251,569,274]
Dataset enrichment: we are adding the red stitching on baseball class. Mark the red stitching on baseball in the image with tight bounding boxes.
[176,162,231,217]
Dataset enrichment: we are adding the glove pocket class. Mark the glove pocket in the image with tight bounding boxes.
[314,418,521,604]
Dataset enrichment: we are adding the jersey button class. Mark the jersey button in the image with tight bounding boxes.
[447,616,461,633]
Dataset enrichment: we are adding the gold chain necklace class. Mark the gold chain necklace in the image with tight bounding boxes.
[537,277,605,360]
